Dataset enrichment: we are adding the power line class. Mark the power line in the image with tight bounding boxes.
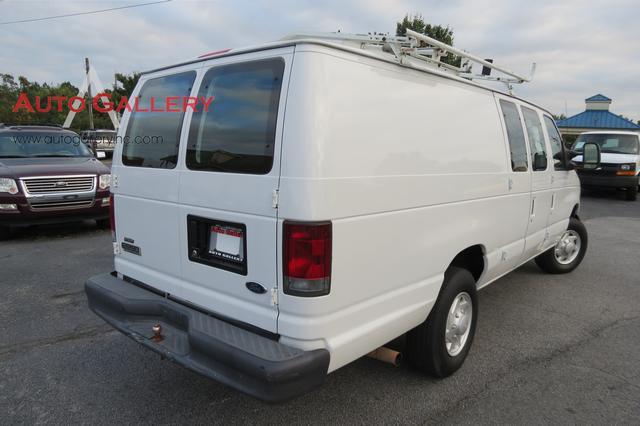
[0,0,173,25]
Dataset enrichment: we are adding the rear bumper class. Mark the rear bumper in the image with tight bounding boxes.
[577,174,639,189]
[85,273,330,402]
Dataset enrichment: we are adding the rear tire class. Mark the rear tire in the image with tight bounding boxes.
[625,186,637,201]
[406,267,478,378]
[535,217,588,274]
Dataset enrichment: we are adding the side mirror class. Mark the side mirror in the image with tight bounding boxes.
[582,142,600,170]
[96,151,107,160]
[556,151,576,170]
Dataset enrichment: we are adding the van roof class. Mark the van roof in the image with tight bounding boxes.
[141,35,554,118]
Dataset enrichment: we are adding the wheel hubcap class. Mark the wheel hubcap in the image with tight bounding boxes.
[554,230,581,265]
[445,292,473,356]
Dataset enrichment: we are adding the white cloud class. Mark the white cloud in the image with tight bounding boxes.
[0,0,638,121]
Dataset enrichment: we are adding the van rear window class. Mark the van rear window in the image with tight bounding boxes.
[122,71,196,169]
[186,58,284,174]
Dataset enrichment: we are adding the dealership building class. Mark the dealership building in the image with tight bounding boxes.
[556,94,640,145]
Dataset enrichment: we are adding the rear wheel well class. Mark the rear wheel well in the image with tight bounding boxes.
[449,245,485,283]
[571,203,580,219]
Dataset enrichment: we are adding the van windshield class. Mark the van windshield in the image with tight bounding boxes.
[573,134,639,155]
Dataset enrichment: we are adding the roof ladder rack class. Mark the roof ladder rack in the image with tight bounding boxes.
[404,29,536,93]
[283,30,536,93]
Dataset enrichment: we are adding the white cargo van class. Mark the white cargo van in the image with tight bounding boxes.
[85,31,601,401]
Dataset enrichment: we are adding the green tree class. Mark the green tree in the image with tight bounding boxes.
[0,74,19,125]
[113,72,140,98]
[0,72,142,132]
[552,114,567,121]
[396,14,460,66]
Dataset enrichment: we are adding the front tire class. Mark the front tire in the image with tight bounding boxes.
[406,267,478,377]
[535,217,588,274]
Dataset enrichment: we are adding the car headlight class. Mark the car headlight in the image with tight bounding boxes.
[619,164,634,171]
[99,174,111,190]
[0,178,18,194]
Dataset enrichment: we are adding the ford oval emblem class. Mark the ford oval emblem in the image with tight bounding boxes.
[245,282,267,294]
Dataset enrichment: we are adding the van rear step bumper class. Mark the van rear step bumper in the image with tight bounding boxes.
[85,273,330,402]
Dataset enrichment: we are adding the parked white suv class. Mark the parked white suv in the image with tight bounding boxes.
[85,34,600,401]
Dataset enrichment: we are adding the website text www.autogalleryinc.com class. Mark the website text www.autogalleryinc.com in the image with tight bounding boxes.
[8,134,165,146]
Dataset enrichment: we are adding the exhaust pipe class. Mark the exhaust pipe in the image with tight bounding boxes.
[367,347,402,367]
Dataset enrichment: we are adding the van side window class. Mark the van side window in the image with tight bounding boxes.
[499,100,528,172]
[186,58,285,175]
[122,71,196,169]
[543,115,567,170]
[522,107,548,171]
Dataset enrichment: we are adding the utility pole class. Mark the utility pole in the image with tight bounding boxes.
[114,73,121,123]
[85,57,94,130]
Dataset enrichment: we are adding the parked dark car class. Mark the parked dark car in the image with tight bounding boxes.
[0,125,111,239]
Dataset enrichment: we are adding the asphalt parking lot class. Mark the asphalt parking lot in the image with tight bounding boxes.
[1,191,639,424]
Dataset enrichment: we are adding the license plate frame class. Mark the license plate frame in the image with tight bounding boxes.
[187,215,248,275]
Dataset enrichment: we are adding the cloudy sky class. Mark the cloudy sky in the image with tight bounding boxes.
[1,0,638,121]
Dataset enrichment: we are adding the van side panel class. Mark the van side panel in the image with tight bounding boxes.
[278,46,531,371]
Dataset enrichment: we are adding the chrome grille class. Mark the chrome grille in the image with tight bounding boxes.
[22,175,95,194]
[29,199,94,211]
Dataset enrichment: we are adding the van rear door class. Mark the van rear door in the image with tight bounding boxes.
[112,67,199,300]
[177,50,293,333]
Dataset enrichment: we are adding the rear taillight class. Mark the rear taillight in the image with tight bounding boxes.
[283,221,332,297]
[109,193,115,241]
